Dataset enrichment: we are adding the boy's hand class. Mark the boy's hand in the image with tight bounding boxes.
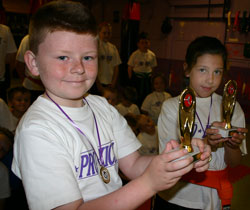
[224,127,248,149]
[141,140,194,194]
[191,138,211,172]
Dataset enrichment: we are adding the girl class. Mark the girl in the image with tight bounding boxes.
[156,36,248,210]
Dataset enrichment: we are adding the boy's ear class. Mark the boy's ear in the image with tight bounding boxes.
[24,50,40,76]
[183,62,189,77]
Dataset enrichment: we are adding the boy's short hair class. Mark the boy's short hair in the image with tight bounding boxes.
[121,86,138,104]
[137,32,149,42]
[7,86,31,102]
[185,36,227,72]
[29,0,97,54]
[98,22,112,32]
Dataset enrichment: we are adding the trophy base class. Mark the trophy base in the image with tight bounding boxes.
[211,126,238,138]
[171,145,201,163]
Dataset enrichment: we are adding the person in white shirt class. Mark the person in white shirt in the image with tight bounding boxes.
[128,32,157,106]
[141,74,171,124]
[156,36,248,210]
[0,24,17,101]
[11,2,211,210]
[116,86,140,116]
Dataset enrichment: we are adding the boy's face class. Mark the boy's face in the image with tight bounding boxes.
[154,77,165,92]
[138,114,155,134]
[99,26,112,42]
[10,92,31,114]
[28,31,98,107]
[186,53,223,98]
[137,39,150,53]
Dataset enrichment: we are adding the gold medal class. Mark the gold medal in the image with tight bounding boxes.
[100,166,110,184]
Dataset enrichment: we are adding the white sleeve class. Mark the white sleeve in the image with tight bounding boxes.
[232,101,247,155]
[12,126,82,210]
[141,94,151,112]
[6,26,17,54]
[157,98,179,153]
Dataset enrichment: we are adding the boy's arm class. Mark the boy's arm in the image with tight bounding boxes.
[111,65,119,88]
[54,140,200,210]
[54,139,210,210]
[127,66,133,79]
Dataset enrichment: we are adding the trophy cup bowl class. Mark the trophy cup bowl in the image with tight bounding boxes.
[172,87,201,162]
[212,80,238,138]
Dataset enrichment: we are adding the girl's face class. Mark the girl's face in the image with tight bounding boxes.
[185,53,224,98]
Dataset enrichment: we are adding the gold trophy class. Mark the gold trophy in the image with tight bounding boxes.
[172,87,201,162]
[213,80,238,138]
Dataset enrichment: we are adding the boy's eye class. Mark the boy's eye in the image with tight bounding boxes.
[58,56,68,61]
[83,56,93,61]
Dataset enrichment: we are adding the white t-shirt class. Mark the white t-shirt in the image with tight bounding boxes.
[0,161,10,199]
[141,91,171,124]
[115,103,140,116]
[127,49,157,74]
[16,34,44,91]
[12,95,141,210]
[0,98,16,132]
[157,92,247,210]
[98,40,121,85]
[0,24,17,81]
[137,128,158,155]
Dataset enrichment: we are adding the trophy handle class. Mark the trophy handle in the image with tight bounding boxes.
[179,87,196,153]
[222,80,237,129]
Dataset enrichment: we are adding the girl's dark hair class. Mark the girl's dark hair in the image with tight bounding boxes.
[185,36,227,72]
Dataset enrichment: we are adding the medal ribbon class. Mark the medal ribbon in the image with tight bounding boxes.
[45,92,105,167]
[195,95,213,138]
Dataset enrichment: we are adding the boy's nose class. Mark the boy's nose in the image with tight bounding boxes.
[71,60,85,74]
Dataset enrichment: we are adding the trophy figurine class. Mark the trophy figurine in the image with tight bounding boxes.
[213,80,238,138]
[177,87,201,162]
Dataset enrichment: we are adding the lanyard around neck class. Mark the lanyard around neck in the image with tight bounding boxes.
[45,92,105,166]
[195,95,213,138]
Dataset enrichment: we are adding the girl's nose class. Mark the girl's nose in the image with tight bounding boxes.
[207,73,214,84]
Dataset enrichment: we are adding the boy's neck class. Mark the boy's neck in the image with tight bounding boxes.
[43,93,85,108]
[12,110,24,119]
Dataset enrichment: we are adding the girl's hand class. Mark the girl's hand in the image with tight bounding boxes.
[224,127,248,149]
[205,122,228,148]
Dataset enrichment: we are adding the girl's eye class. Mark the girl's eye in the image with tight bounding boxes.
[214,69,223,75]
[58,56,68,61]
[199,68,206,73]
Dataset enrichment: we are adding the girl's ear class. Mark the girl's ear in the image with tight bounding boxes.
[24,50,40,76]
[183,62,190,77]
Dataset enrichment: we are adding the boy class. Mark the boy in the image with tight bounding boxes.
[12,1,211,210]
[127,32,157,106]
[7,86,31,126]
